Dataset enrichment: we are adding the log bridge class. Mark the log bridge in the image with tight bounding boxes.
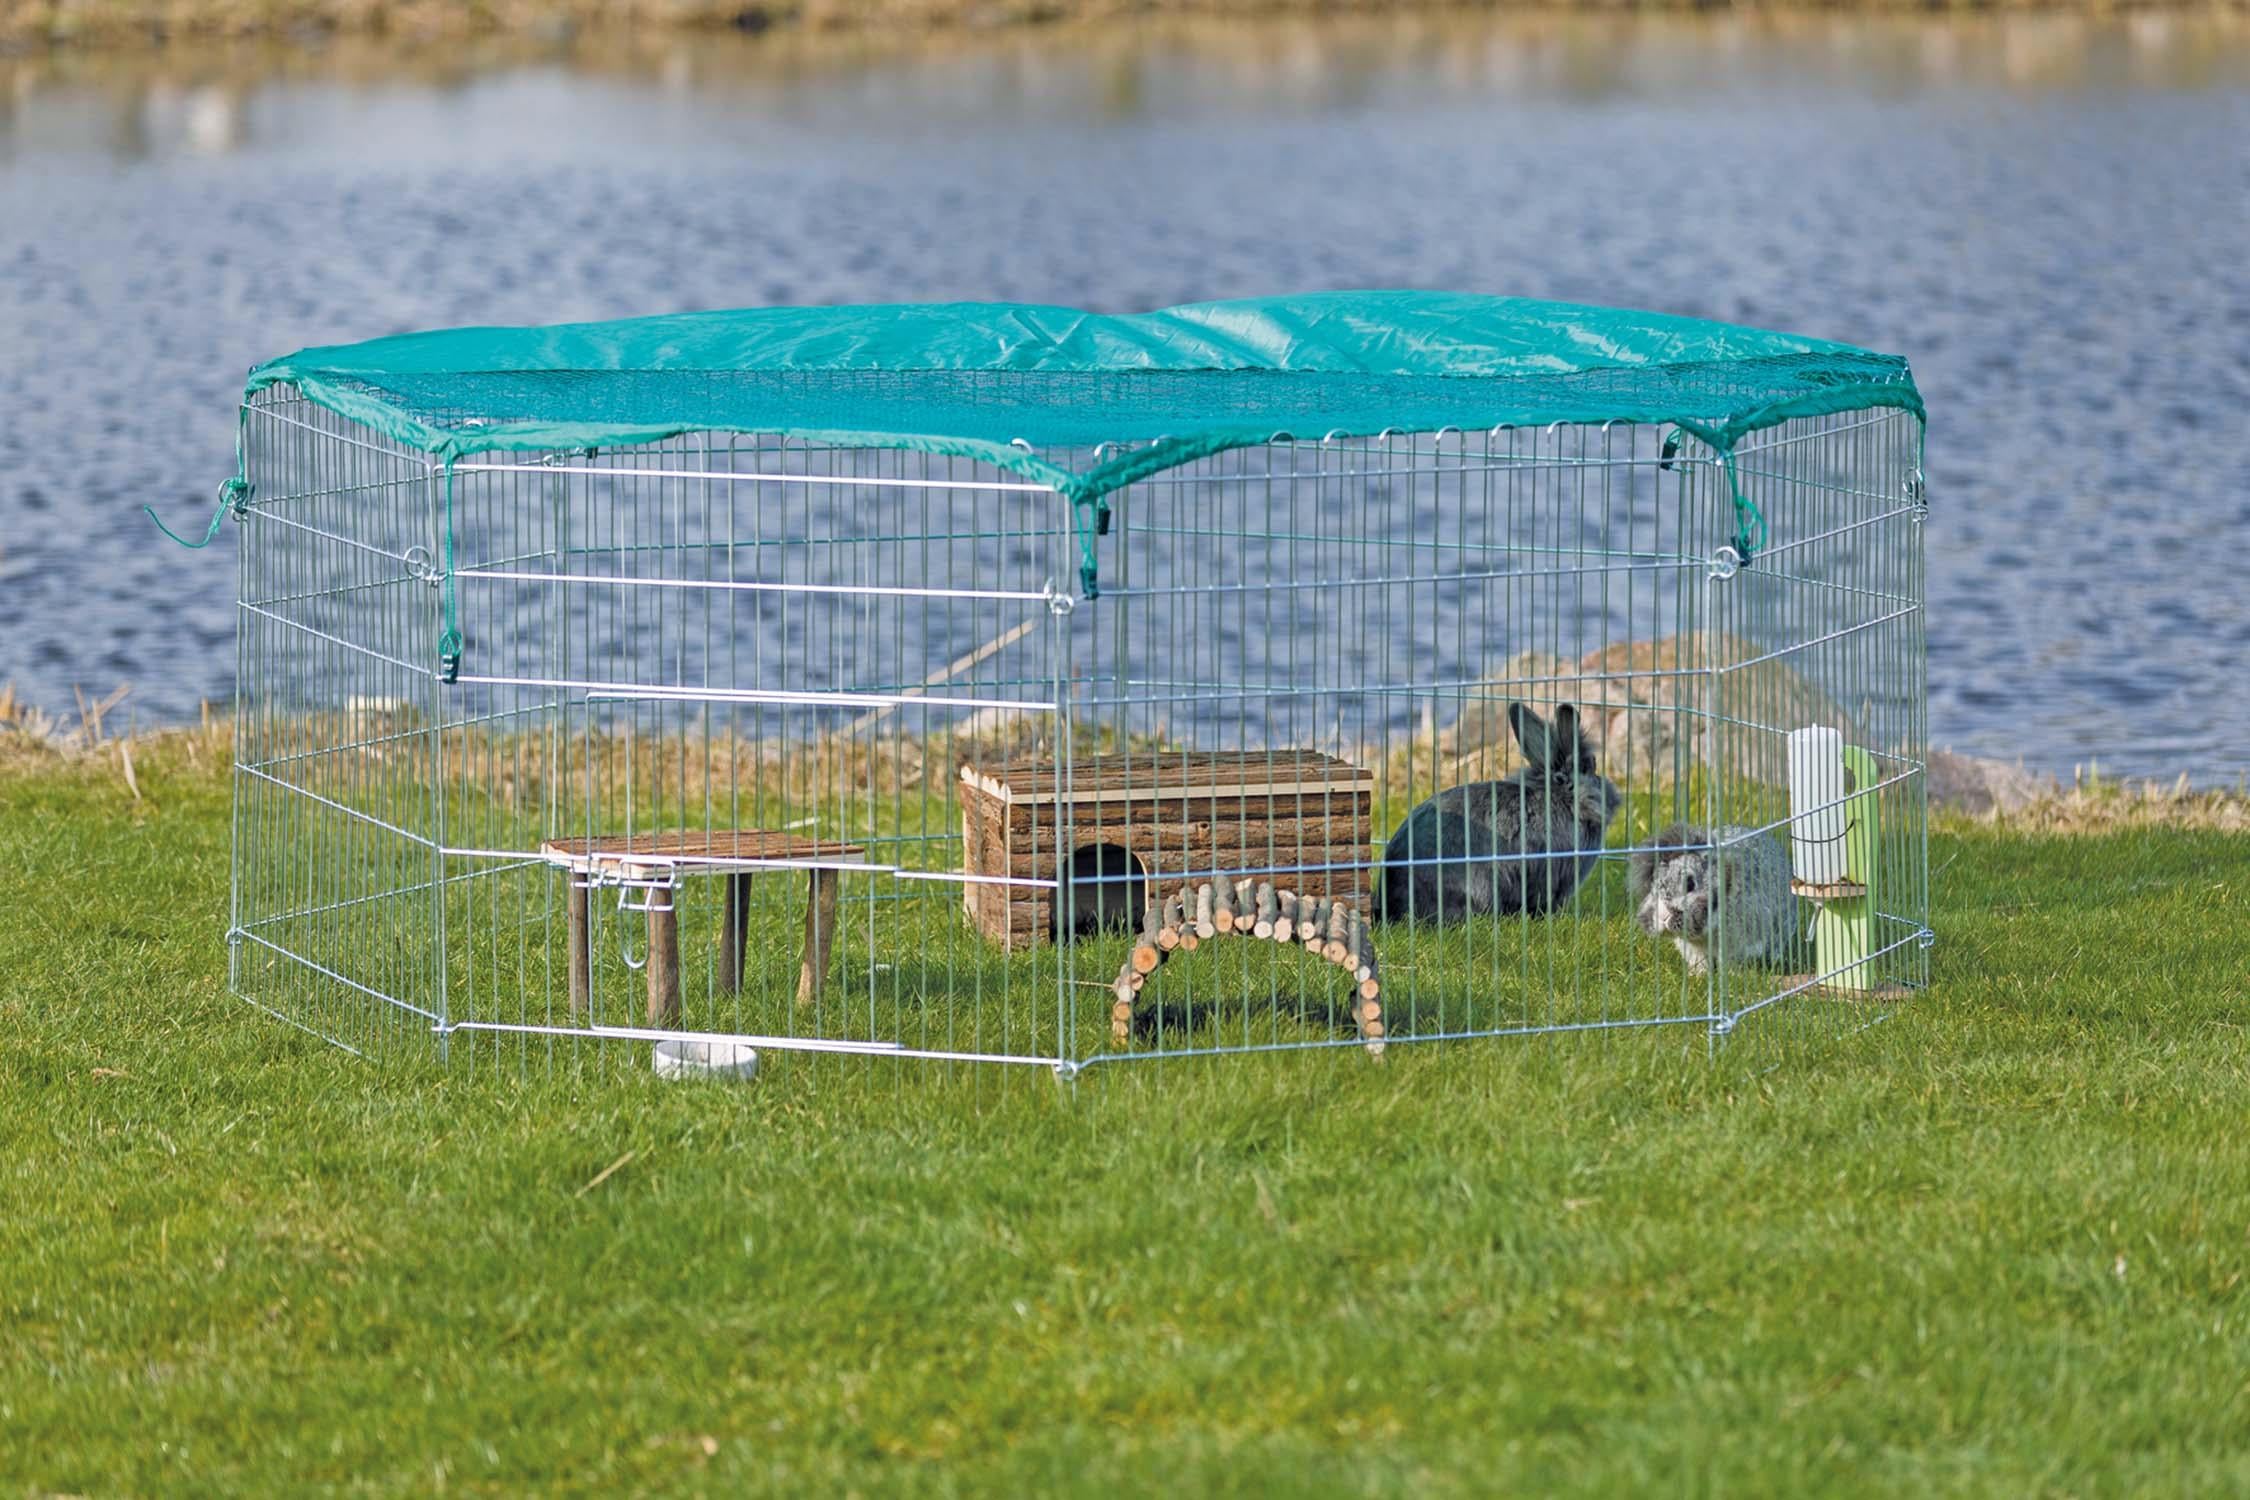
[1108,876,1386,1056]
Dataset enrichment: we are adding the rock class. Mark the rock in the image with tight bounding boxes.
[1925,749,2055,815]
[1438,649,1572,762]
[1438,632,1857,785]
[950,703,1053,746]
[344,695,424,737]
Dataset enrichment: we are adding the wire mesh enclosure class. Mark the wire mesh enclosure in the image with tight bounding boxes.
[211,294,1931,1078]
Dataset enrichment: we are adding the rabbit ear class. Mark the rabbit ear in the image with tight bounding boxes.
[1626,844,1657,900]
[1550,704,1582,765]
[1507,702,1552,766]
[1552,702,1602,771]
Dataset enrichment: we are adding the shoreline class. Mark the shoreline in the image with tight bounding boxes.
[5,690,2242,831]
[7,0,2247,53]
[8,10,2249,131]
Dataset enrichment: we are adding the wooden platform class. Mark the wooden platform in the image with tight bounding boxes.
[542,829,866,872]
[1790,879,1870,901]
[543,828,864,1025]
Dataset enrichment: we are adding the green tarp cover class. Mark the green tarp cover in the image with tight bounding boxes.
[244,291,1922,505]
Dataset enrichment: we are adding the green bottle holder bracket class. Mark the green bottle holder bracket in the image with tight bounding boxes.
[1791,743,1889,995]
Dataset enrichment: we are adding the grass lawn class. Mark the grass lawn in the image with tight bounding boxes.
[3,736,2248,1495]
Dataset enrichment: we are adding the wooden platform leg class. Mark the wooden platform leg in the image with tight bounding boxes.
[566,877,592,1018]
[646,888,681,1028]
[719,872,753,995]
[797,868,842,1008]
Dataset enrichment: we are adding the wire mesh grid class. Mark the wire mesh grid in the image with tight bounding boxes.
[228,385,1929,1079]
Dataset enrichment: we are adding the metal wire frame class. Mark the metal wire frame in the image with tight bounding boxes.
[227,385,1928,1077]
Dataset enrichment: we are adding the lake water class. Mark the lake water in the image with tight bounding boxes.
[3,15,2247,782]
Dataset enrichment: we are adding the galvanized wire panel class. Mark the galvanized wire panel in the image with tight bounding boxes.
[229,385,1927,1077]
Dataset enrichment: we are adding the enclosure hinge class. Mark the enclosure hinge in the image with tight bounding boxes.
[412,537,457,683]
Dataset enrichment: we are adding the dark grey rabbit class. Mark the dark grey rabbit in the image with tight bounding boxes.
[1376,703,1622,926]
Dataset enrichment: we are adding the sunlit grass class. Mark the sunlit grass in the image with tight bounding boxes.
[3,731,2249,1493]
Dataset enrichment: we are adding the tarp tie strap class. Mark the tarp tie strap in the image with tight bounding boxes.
[436,460,463,683]
[1073,494,1103,601]
[1722,448,1767,563]
[1671,423,1768,566]
[146,411,252,548]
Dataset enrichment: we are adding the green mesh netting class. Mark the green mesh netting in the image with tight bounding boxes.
[236,291,1922,496]
[160,293,1922,649]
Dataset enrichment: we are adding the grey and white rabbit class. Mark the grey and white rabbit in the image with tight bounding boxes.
[1377,703,1622,926]
[1626,823,1803,974]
